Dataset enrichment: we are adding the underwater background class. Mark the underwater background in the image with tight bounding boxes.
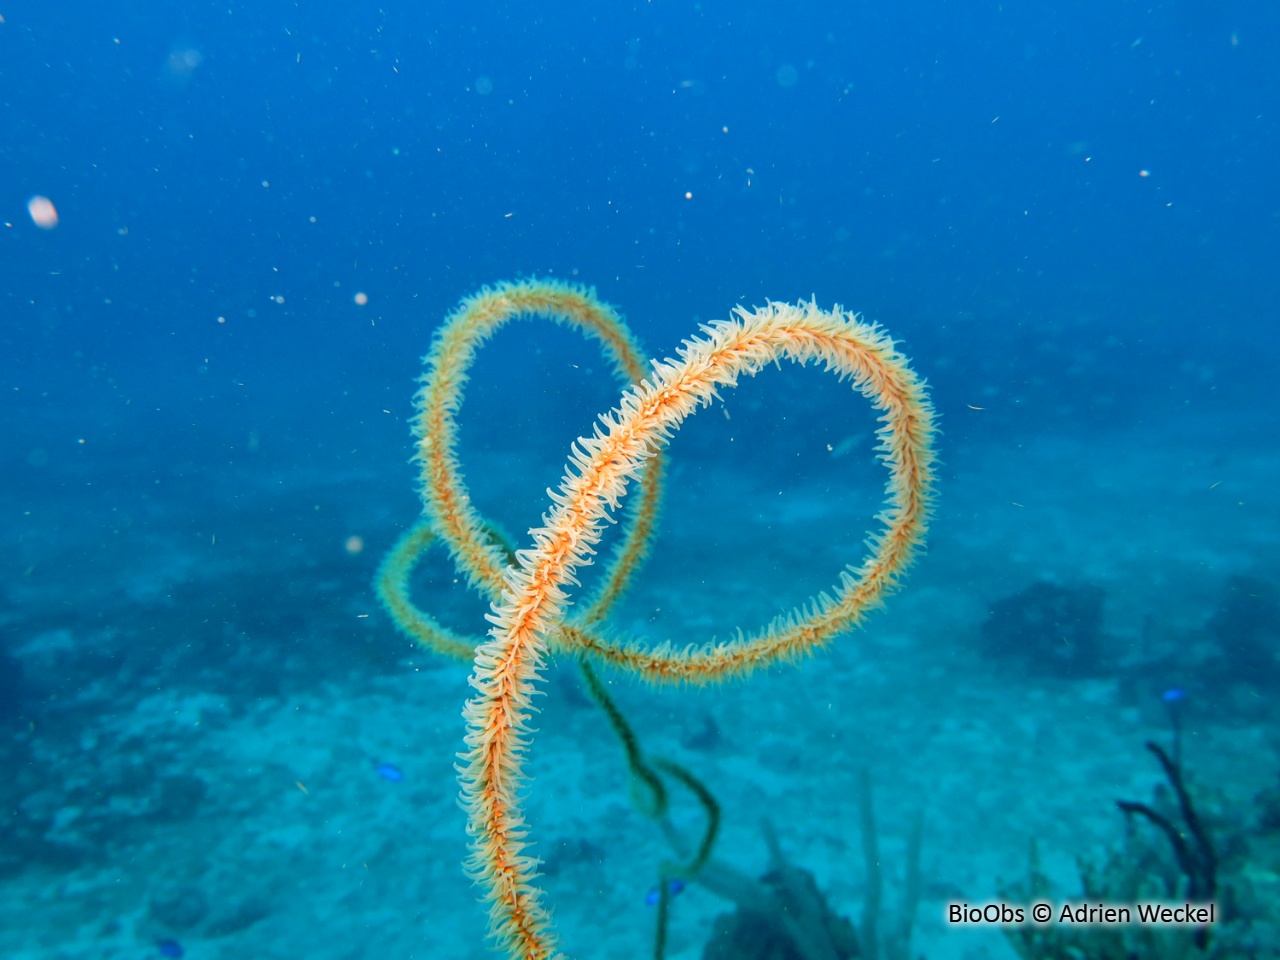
[2,2,1278,959]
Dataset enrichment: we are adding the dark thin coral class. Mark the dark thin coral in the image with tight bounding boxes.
[1116,740,1217,947]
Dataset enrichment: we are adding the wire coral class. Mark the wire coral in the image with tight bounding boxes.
[376,278,662,643]
[376,280,937,960]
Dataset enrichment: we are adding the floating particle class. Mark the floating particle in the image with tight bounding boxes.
[353,291,368,306]
[27,195,58,229]
[164,46,202,83]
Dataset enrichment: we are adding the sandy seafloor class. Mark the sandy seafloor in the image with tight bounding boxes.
[2,388,1277,960]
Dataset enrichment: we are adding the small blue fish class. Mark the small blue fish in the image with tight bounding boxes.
[157,939,184,959]
[375,762,404,782]
[1162,687,1186,704]
[644,878,685,906]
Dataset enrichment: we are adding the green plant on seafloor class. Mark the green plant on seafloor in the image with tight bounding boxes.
[683,768,923,960]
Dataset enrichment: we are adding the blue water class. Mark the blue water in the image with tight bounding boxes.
[2,3,1277,959]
